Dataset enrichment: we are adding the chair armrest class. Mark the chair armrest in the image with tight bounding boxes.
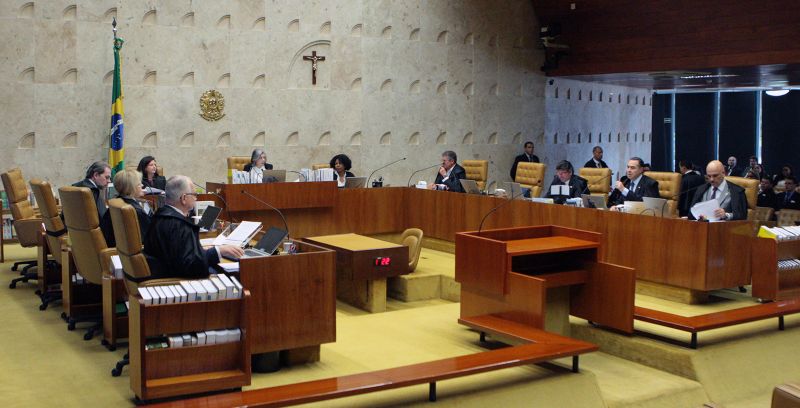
[98,247,119,278]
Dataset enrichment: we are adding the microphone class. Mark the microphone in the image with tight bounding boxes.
[193,181,236,223]
[477,189,526,235]
[407,164,440,187]
[286,170,307,182]
[367,157,407,188]
[241,190,290,238]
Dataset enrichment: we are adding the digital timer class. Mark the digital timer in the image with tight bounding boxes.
[374,257,391,266]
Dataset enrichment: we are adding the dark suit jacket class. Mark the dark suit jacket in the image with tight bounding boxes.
[243,163,274,172]
[678,171,705,217]
[72,178,107,219]
[510,153,540,180]
[100,197,152,247]
[608,174,660,206]
[434,163,466,193]
[688,182,748,221]
[545,175,589,204]
[725,165,741,177]
[758,189,778,211]
[143,206,217,280]
[583,159,608,169]
[777,191,800,211]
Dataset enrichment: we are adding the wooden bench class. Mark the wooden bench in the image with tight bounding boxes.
[634,299,800,348]
[146,315,597,407]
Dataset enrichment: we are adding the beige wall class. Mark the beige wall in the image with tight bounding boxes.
[1,0,549,191]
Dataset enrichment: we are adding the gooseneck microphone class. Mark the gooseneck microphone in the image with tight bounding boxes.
[407,164,440,187]
[241,190,290,238]
[193,181,236,223]
[367,157,407,187]
[477,189,526,235]
[286,170,307,182]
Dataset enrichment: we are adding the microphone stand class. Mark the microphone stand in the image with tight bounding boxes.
[477,190,525,235]
[286,170,307,182]
[193,181,236,223]
[407,164,440,187]
[241,190,290,239]
[367,157,407,188]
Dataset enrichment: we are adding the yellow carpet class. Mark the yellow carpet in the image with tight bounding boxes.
[7,243,777,407]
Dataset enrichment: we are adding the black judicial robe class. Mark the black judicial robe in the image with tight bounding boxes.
[143,206,217,280]
[100,197,152,248]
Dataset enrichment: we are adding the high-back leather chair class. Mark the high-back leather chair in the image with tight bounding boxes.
[59,186,116,339]
[400,228,424,273]
[578,167,612,201]
[1,168,42,287]
[462,160,488,191]
[29,179,67,309]
[514,162,545,197]
[777,209,800,227]
[645,171,681,217]
[753,206,775,222]
[312,163,330,170]
[227,156,250,183]
[727,176,759,219]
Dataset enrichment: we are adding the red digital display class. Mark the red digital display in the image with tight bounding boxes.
[374,257,391,266]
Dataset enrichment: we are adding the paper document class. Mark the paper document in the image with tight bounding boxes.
[550,184,569,196]
[213,221,262,246]
[690,199,721,221]
[200,238,216,246]
[218,263,240,273]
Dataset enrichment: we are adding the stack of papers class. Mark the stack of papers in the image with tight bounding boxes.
[213,221,262,247]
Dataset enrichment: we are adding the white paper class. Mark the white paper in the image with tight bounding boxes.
[218,262,240,273]
[200,238,216,246]
[690,199,721,221]
[214,221,262,246]
[550,184,569,196]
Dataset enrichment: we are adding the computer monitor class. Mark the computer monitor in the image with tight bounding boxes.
[197,205,221,231]
[502,182,525,200]
[262,170,286,183]
[459,179,482,195]
[242,227,288,258]
[344,177,367,189]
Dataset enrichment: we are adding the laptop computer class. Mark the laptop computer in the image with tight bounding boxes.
[241,227,288,258]
[344,176,367,188]
[197,205,222,232]
[581,194,607,210]
[643,197,669,217]
[459,179,482,195]
[502,182,525,200]
[262,170,287,183]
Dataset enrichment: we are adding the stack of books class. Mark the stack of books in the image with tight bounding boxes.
[759,226,800,241]
[778,258,800,271]
[137,274,243,305]
[144,328,242,350]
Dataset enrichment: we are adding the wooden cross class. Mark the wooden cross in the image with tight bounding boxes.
[303,50,326,85]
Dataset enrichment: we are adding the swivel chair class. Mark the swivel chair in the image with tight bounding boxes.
[1,168,42,288]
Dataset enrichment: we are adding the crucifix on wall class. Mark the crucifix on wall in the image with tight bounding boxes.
[303,50,326,85]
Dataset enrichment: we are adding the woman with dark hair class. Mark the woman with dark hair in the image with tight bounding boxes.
[243,149,273,183]
[773,164,794,185]
[137,155,166,191]
[330,154,354,187]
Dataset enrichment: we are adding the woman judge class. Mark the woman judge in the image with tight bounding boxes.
[100,169,153,247]
[243,149,273,183]
[330,154,354,188]
[137,156,166,191]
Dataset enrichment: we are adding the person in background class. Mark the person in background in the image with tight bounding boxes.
[510,141,540,181]
[100,169,152,247]
[144,175,244,279]
[777,176,800,211]
[137,155,166,191]
[330,154,355,188]
[243,149,273,183]
[431,150,466,193]
[745,163,764,180]
[73,161,111,219]
[545,160,588,204]
[772,164,794,185]
[757,175,778,212]
[583,146,608,169]
[726,156,741,176]
[678,160,705,217]
[742,155,762,177]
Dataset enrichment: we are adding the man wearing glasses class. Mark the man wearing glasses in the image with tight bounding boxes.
[144,175,243,279]
[72,161,112,219]
[688,160,747,221]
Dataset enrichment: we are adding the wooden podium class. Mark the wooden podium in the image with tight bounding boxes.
[456,225,635,334]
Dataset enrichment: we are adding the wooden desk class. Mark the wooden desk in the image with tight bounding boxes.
[304,233,408,312]
[214,186,754,294]
[207,181,337,211]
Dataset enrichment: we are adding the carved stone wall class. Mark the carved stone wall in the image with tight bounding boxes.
[0,0,547,191]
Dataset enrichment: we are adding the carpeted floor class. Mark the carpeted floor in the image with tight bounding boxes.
[1,243,796,407]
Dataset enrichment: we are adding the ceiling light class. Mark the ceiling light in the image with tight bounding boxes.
[766,89,790,96]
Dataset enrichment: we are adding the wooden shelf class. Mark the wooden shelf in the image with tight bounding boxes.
[752,238,800,301]
[505,236,599,256]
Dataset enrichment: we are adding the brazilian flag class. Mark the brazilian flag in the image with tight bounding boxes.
[108,34,125,177]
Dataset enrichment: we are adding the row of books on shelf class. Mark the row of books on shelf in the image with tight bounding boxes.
[759,226,800,241]
[137,274,243,305]
[145,328,242,350]
[2,215,15,239]
[778,259,800,271]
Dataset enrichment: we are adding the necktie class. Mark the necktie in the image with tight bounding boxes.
[596,161,601,168]
[711,187,718,199]
[629,182,635,194]
[786,192,792,204]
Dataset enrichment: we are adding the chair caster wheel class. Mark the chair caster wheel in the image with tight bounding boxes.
[9,282,16,289]
[67,321,76,331]
[39,303,47,311]
[111,368,122,377]
[102,339,109,346]
[108,345,116,351]
[84,332,94,341]
[61,312,67,320]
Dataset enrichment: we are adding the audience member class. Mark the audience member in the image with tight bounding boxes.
[510,141,540,181]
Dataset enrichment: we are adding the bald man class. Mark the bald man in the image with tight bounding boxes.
[688,160,748,221]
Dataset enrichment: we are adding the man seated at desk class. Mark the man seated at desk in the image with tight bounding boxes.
[545,160,588,204]
[143,175,244,279]
[430,150,466,192]
[608,157,660,208]
[688,160,747,221]
[73,161,111,219]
